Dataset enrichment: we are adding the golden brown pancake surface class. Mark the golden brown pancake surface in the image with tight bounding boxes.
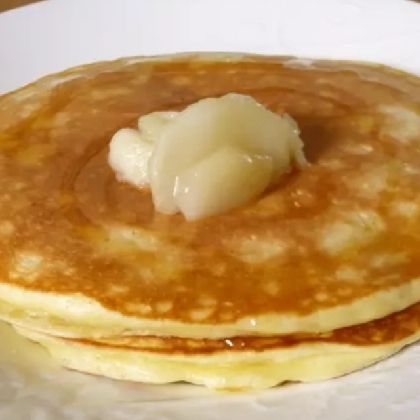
[1,54,420,337]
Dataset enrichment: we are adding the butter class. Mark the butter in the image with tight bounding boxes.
[108,128,153,187]
[109,111,176,187]
[137,111,178,143]
[174,145,274,221]
[108,94,306,221]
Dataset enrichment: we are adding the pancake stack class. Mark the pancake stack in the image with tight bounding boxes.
[1,54,420,390]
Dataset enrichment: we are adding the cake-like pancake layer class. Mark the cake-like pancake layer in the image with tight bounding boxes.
[16,301,420,389]
[1,54,420,338]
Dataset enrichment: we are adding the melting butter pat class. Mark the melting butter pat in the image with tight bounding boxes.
[109,94,306,221]
[174,145,274,220]
[108,128,153,187]
[109,112,176,187]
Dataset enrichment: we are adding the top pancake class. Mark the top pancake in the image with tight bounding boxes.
[1,53,420,339]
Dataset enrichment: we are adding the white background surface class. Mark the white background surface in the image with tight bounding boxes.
[1,0,420,94]
[1,0,420,418]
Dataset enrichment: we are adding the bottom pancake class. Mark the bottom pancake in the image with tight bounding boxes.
[13,301,420,390]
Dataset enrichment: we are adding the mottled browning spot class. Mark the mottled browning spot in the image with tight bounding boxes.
[335,266,364,283]
[156,301,173,313]
[379,105,420,143]
[352,167,389,198]
[227,235,288,263]
[344,143,374,155]
[190,307,215,321]
[9,252,44,281]
[263,281,281,297]
[319,211,385,256]
[370,253,408,269]
[391,201,419,218]
[0,221,14,237]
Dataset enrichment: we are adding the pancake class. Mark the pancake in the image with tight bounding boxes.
[14,301,420,390]
[1,54,420,341]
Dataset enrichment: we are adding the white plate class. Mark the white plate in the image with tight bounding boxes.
[1,0,420,419]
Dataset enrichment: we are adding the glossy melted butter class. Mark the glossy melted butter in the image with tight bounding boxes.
[108,94,307,220]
